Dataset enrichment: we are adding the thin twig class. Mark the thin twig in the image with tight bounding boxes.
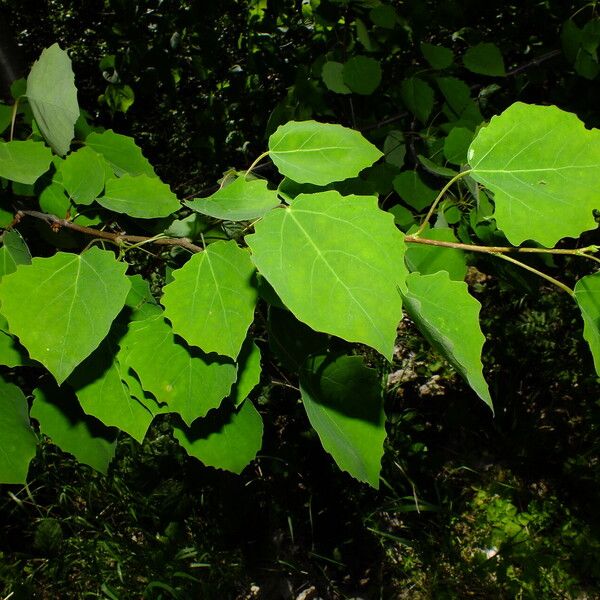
[13,210,203,253]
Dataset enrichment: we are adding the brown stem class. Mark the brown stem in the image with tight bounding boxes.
[13,210,204,253]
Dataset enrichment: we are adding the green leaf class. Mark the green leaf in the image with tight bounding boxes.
[418,155,459,178]
[401,271,492,411]
[173,400,263,474]
[125,274,162,321]
[39,182,70,217]
[0,247,130,384]
[86,129,156,178]
[322,61,351,95]
[300,354,386,488]
[0,314,31,367]
[342,56,382,95]
[443,127,474,165]
[369,4,397,28]
[68,341,153,443]
[99,174,180,218]
[400,78,434,123]
[436,77,471,115]
[468,102,600,247]
[0,140,53,184]
[574,273,600,375]
[393,170,437,211]
[463,43,505,77]
[162,240,258,359]
[26,44,79,156]
[185,177,280,221]
[32,382,116,473]
[0,377,37,484]
[405,225,467,280]
[231,339,262,406]
[120,315,237,426]
[0,103,12,135]
[383,130,406,168]
[268,121,383,186]
[247,191,407,359]
[60,147,105,205]
[421,42,454,69]
[0,230,31,278]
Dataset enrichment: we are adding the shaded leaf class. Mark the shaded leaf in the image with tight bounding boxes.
[100,174,180,218]
[0,377,37,484]
[393,170,437,211]
[26,44,79,156]
[343,56,382,95]
[401,271,492,410]
[463,43,505,77]
[444,127,474,165]
[0,140,52,184]
[60,147,105,205]
[231,339,262,406]
[173,400,263,474]
[421,43,454,69]
[574,272,600,375]
[32,382,116,473]
[86,129,155,177]
[300,354,386,488]
[400,78,434,123]
[0,230,31,278]
[322,61,351,95]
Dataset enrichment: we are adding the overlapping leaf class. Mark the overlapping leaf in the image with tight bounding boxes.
[119,315,237,425]
[162,240,257,359]
[185,177,280,221]
[86,129,156,177]
[0,140,52,184]
[99,174,180,218]
[401,272,492,410]
[0,378,37,484]
[0,247,130,383]
[468,102,600,247]
[69,341,154,443]
[32,383,117,473]
[268,121,382,185]
[247,191,408,359]
[231,339,262,406]
[60,147,105,205]
[26,44,79,156]
[574,272,600,375]
[300,354,386,488]
[0,230,31,278]
[173,400,263,474]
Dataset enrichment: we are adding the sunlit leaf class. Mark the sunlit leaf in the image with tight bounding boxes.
[0,247,130,383]
[468,102,600,247]
[247,191,407,359]
[162,240,257,359]
[268,121,383,185]
[120,315,237,426]
[185,177,280,221]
